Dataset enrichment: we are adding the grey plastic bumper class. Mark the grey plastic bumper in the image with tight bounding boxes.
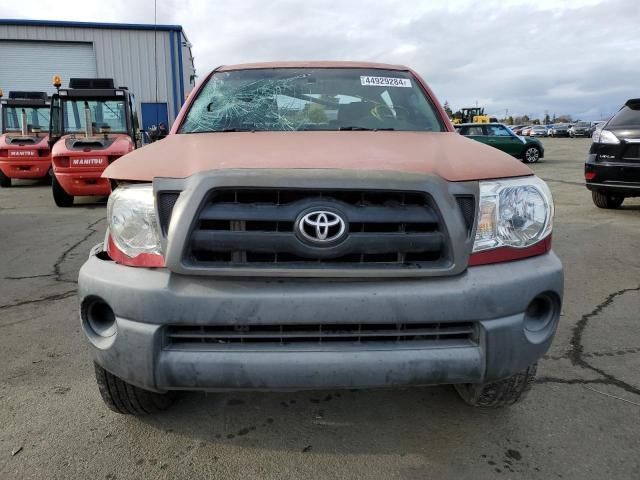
[78,251,563,392]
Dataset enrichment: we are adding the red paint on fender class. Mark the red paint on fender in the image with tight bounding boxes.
[52,134,134,197]
[0,133,51,180]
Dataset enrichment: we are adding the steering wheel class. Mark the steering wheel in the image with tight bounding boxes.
[370,103,411,123]
[370,104,395,121]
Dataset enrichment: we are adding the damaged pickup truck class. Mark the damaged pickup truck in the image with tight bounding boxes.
[78,62,563,415]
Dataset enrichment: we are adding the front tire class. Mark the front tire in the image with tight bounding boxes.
[52,175,74,207]
[523,146,541,163]
[455,363,537,407]
[43,166,53,185]
[592,191,624,209]
[0,170,11,187]
[94,363,176,415]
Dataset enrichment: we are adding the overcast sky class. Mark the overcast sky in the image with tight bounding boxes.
[2,0,638,120]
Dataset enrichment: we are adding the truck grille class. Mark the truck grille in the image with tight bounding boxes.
[164,322,476,348]
[182,188,450,269]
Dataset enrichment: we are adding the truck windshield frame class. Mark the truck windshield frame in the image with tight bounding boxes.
[2,106,50,133]
[179,68,445,133]
[61,98,129,135]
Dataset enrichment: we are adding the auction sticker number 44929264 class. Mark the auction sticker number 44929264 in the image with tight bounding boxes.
[360,76,412,88]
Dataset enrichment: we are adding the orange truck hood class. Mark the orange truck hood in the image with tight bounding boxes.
[104,131,532,182]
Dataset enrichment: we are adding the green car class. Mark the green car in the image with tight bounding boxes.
[455,123,544,163]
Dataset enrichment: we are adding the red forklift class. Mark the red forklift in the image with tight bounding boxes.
[0,90,52,187]
[49,77,141,207]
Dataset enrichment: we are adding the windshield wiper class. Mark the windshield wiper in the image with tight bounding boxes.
[339,126,395,131]
[218,127,256,132]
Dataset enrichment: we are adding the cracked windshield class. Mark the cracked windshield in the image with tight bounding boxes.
[180,68,444,132]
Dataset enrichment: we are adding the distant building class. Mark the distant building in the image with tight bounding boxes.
[0,19,196,130]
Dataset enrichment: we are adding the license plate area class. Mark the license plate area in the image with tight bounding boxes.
[8,150,37,158]
[71,157,107,168]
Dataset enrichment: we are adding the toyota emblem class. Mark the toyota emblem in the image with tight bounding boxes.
[297,210,347,245]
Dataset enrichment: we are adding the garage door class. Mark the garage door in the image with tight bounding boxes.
[0,41,97,96]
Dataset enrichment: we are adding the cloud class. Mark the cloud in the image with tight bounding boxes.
[1,0,638,119]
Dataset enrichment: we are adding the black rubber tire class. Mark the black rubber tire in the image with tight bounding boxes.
[52,174,74,207]
[43,166,53,185]
[454,363,537,407]
[0,170,11,188]
[523,146,541,163]
[94,363,176,415]
[592,190,624,209]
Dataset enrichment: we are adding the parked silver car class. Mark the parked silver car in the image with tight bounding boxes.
[529,125,549,137]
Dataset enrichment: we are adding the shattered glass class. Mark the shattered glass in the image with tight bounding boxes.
[182,75,314,132]
[180,68,443,133]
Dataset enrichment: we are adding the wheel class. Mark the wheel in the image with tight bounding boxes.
[523,146,541,163]
[94,363,176,415]
[43,166,53,185]
[52,174,74,207]
[454,363,537,407]
[592,191,624,209]
[0,170,11,188]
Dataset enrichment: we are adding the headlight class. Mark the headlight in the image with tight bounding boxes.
[473,176,553,252]
[107,184,162,259]
[592,129,619,144]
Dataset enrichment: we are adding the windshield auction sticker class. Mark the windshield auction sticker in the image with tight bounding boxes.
[360,76,412,88]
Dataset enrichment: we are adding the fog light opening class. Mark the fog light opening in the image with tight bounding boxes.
[524,294,556,333]
[84,298,117,338]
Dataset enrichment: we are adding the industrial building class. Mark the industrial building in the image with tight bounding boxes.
[0,19,195,130]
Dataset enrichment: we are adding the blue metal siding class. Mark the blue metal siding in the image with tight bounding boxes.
[0,19,182,32]
[169,31,179,120]
[176,32,185,106]
[141,102,168,132]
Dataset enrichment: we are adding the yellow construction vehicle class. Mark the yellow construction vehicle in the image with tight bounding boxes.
[451,107,497,124]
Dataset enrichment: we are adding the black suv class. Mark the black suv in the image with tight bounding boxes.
[585,99,640,208]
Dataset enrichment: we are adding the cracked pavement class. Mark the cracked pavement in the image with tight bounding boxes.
[1,138,639,479]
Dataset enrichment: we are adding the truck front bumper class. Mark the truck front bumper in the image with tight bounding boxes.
[54,170,111,196]
[78,250,563,392]
[0,157,51,179]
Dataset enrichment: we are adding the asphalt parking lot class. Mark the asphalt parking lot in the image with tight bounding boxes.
[1,137,639,480]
